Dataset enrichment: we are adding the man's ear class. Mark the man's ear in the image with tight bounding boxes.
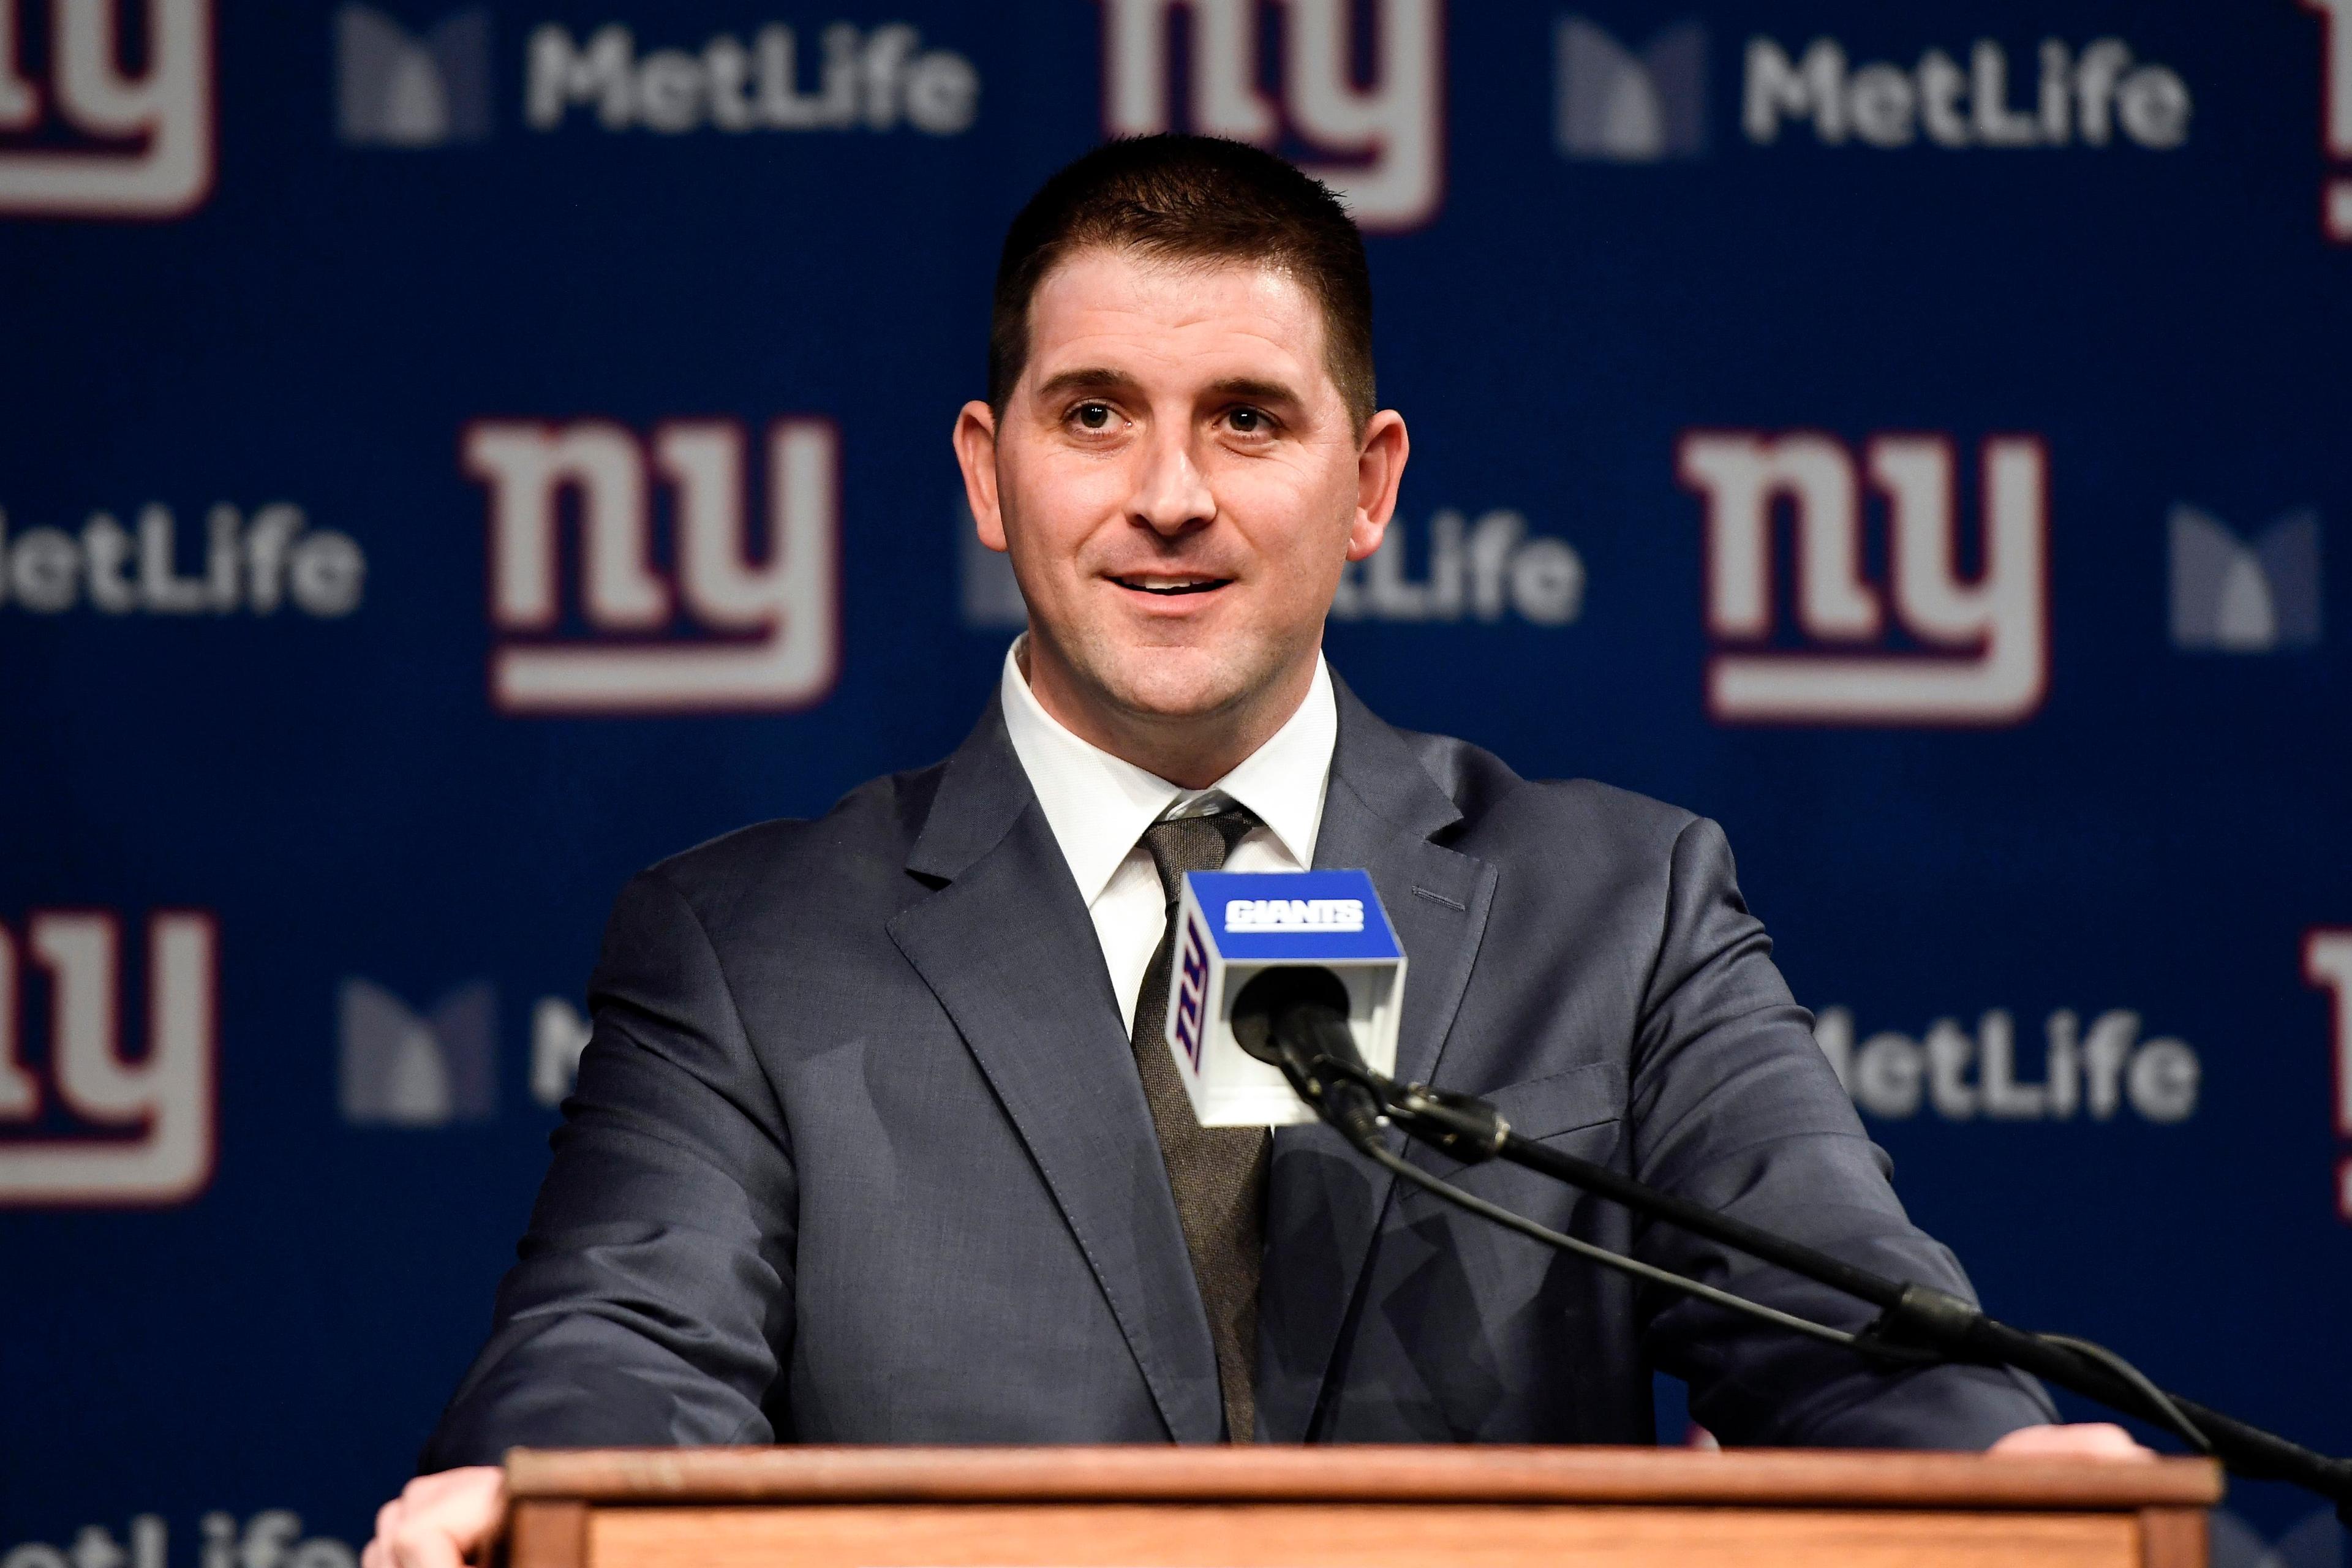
[954,400,1008,552]
[1346,409,1411,562]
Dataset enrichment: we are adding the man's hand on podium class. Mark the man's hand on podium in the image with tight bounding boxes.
[364,1464,505,1568]
[1988,1423,2155,1458]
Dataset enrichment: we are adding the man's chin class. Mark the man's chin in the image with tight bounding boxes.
[1106,676,1250,725]
[1093,649,1262,726]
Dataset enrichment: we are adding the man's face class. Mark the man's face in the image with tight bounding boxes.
[957,247,1405,743]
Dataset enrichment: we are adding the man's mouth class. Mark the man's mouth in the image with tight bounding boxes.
[1111,575,1232,597]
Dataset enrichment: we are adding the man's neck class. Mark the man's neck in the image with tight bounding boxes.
[1017,638,1317,791]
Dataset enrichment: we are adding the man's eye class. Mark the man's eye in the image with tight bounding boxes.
[1229,408,1268,434]
[1073,403,1114,431]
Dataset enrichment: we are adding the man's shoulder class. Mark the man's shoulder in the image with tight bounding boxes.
[624,758,948,935]
[1392,721,1704,856]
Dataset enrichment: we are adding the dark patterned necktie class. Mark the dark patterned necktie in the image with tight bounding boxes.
[1129,804,1270,1443]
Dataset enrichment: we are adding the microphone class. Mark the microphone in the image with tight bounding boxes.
[1155,867,1407,1129]
[1229,967,1384,1149]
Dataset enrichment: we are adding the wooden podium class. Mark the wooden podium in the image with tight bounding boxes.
[502,1446,2222,1568]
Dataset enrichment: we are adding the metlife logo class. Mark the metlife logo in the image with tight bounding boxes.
[1743,36,2190,151]
[338,978,497,1126]
[525,19,978,136]
[1550,9,2352,244]
[2169,504,2323,654]
[335,6,492,147]
[3,1509,359,1568]
[336,978,591,1128]
[1555,17,1705,163]
[0,501,364,618]
[333,10,979,144]
[1815,1005,2200,1126]
[1553,20,2194,165]
[1332,510,1583,626]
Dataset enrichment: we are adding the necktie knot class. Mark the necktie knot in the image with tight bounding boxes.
[1140,805,1259,907]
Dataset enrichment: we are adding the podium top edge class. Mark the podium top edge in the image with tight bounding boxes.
[500,1444,2225,1510]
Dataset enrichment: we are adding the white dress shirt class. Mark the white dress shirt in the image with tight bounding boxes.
[998,638,1338,1033]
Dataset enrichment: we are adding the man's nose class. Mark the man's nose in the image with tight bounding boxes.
[1127,428,1215,537]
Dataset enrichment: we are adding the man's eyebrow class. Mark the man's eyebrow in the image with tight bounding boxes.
[1032,366,1140,402]
[1207,376,1306,407]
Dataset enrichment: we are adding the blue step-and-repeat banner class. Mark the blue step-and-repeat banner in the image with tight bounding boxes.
[4,1,2348,1562]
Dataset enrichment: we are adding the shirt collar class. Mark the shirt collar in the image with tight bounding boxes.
[998,637,1336,907]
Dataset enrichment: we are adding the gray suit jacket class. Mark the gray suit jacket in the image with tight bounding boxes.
[424,679,2052,1463]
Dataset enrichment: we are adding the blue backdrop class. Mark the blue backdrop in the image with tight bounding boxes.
[4,2,2347,1564]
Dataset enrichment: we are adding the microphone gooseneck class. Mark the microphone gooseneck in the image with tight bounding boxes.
[1245,962,2352,1512]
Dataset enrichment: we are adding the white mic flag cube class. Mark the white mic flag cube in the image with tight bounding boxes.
[1163,868,1407,1128]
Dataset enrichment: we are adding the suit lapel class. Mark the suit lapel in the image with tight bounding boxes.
[1256,679,1497,1442]
[886,704,1224,1444]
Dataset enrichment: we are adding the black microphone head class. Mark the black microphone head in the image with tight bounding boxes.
[1231,966,1352,1065]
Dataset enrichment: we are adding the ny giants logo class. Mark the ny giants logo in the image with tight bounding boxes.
[1098,0,1442,230]
[0,910,217,1207]
[1172,914,1210,1069]
[2307,0,2352,240]
[1677,431,2049,726]
[464,418,840,715]
[2305,929,2352,1223]
[0,0,213,217]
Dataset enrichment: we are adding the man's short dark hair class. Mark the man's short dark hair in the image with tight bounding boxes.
[989,135,1376,434]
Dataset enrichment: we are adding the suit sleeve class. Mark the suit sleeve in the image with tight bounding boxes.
[420,870,797,1469]
[1627,816,2057,1448]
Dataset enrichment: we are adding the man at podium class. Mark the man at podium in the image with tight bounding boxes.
[366,135,2139,1568]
